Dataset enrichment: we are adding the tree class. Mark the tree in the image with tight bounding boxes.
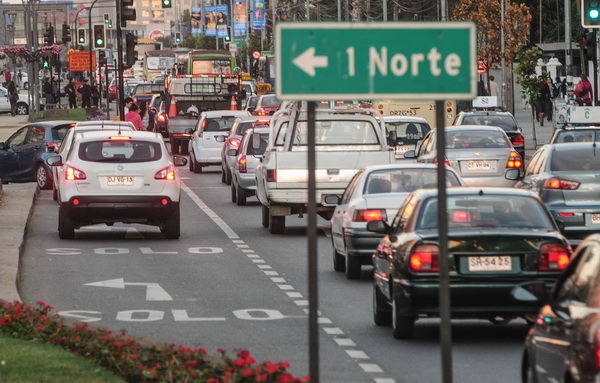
[513,45,546,145]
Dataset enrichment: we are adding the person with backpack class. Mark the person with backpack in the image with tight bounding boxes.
[574,74,593,104]
[7,80,18,116]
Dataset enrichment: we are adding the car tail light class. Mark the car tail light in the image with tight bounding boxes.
[506,151,522,168]
[201,119,207,129]
[65,166,86,180]
[595,328,600,369]
[267,169,276,182]
[538,243,571,271]
[543,178,580,190]
[257,108,267,116]
[410,244,440,272]
[239,155,247,173]
[46,142,59,151]
[434,155,450,166]
[452,210,472,222]
[229,137,241,147]
[155,166,176,180]
[109,136,131,140]
[352,209,386,222]
[157,114,167,123]
[257,119,270,124]
[512,134,525,146]
[557,212,575,217]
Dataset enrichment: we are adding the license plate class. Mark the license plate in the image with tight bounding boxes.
[396,145,412,153]
[467,161,491,171]
[468,256,512,272]
[107,176,134,186]
[592,213,600,224]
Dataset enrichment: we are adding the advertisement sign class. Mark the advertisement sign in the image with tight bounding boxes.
[191,6,202,35]
[233,0,247,37]
[215,4,229,39]
[69,51,97,72]
[204,5,217,36]
[252,0,266,31]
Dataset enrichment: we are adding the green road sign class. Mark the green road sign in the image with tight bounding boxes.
[275,22,477,100]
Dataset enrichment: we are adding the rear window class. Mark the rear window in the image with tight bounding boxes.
[52,124,75,140]
[203,117,239,132]
[259,96,280,107]
[235,120,270,136]
[364,168,462,194]
[278,120,380,146]
[446,130,510,149]
[550,148,600,171]
[385,121,430,143]
[134,84,164,94]
[247,133,269,156]
[461,115,517,131]
[79,140,162,163]
[554,130,600,143]
[247,96,258,108]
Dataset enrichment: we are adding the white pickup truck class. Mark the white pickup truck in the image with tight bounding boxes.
[255,106,396,234]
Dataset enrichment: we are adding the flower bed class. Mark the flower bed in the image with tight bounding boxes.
[0,300,307,382]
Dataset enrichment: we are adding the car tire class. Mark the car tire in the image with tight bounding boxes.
[190,151,201,173]
[15,103,28,115]
[261,205,269,228]
[225,168,232,185]
[373,284,392,326]
[236,184,246,206]
[171,140,180,154]
[58,207,75,239]
[269,211,285,234]
[345,253,361,279]
[52,185,57,201]
[231,182,237,203]
[332,240,345,272]
[36,164,52,190]
[163,205,180,239]
[392,295,415,339]
[221,166,226,183]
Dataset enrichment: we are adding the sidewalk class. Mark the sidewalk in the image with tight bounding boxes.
[512,104,554,160]
[0,115,29,141]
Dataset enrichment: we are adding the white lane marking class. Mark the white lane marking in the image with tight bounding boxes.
[247,253,260,258]
[242,249,255,253]
[252,259,266,264]
[271,278,286,283]
[237,244,250,248]
[232,240,245,243]
[277,284,294,290]
[324,327,344,335]
[375,378,396,382]
[360,364,384,373]
[294,300,309,306]
[172,310,226,321]
[287,292,303,298]
[84,278,173,301]
[346,350,369,359]
[263,271,279,276]
[334,338,355,346]
[182,183,239,239]
[318,317,333,325]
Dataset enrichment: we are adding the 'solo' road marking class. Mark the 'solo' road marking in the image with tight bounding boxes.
[181,182,396,383]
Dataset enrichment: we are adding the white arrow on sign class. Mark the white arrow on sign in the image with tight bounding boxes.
[84,278,173,301]
[292,47,328,77]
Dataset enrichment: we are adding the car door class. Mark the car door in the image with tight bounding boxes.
[331,171,363,253]
[18,125,46,178]
[0,126,29,180]
[0,88,10,113]
[515,149,545,191]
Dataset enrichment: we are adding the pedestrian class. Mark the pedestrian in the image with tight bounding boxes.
[0,71,6,87]
[51,76,59,105]
[123,96,133,115]
[78,78,92,109]
[42,77,53,109]
[125,103,143,130]
[5,69,12,85]
[7,80,18,117]
[536,77,554,126]
[574,74,594,104]
[478,79,489,96]
[90,79,100,107]
[139,100,148,130]
[554,76,567,99]
[16,69,22,89]
[64,77,77,109]
[488,75,499,98]
[147,105,157,132]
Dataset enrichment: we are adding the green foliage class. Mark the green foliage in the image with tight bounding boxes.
[514,45,546,102]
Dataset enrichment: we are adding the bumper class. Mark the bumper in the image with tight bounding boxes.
[344,228,384,258]
[462,175,517,188]
[549,208,600,239]
[267,188,344,205]
[237,172,257,191]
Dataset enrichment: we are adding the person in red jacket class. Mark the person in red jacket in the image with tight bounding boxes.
[124,103,143,130]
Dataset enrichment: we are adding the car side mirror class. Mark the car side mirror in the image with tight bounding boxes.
[0,142,5,150]
[46,155,63,167]
[324,195,341,205]
[172,155,188,167]
[366,220,389,234]
[185,128,194,135]
[403,150,416,159]
[504,168,521,181]
[215,135,226,143]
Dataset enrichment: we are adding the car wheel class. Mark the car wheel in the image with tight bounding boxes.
[373,284,392,326]
[225,168,232,185]
[163,205,180,239]
[15,103,28,115]
[190,151,201,174]
[189,153,195,171]
[332,240,345,272]
[261,205,269,228]
[52,185,57,201]
[221,166,226,183]
[36,164,52,190]
[58,207,75,239]
[171,140,180,154]
[269,210,285,234]
[236,184,246,206]
[231,182,237,203]
[521,351,536,383]
[392,295,415,339]
[345,253,361,279]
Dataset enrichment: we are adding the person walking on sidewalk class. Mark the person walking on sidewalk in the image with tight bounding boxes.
[7,80,17,116]
[65,78,77,109]
[536,77,554,126]
[78,79,92,109]
[42,77,53,109]
[575,74,594,105]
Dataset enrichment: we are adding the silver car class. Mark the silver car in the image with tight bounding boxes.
[328,163,465,279]
[405,125,522,187]
[230,127,270,206]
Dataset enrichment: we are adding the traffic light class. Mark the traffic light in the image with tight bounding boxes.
[43,24,54,45]
[42,58,50,68]
[93,24,106,49]
[121,0,137,28]
[583,0,600,27]
[175,32,181,43]
[78,29,86,44]
[224,27,231,42]
[104,13,110,23]
[162,0,172,8]
[125,33,138,68]
[61,23,71,44]
[108,19,113,29]
[98,50,107,66]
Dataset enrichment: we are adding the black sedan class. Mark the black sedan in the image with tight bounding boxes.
[516,233,600,383]
[0,121,75,189]
[367,187,571,339]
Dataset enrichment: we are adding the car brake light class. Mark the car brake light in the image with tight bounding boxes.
[410,244,440,272]
[257,108,266,116]
[157,114,167,123]
[512,134,525,146]
[46,142,59,151]
[557,212,575,216]
[434,155,450,167]
[267,169,276,182]
[543,178,580,190]
[239,155,247,173]
[155,166,176,180]
[109,136,132,140]
[538,243,571,271]
[229,137,241,147]
[595,328,600,369]
[506,151,522,168]
[257,119,270,123]
[65,166,86,180]
[452,210,472,222]
[352,209,386,222]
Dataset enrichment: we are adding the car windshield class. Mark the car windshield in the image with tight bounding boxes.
[203,117,238,132]
[363,168,462,194]
[417,195,555,230]
[550,148,600,171]
[554,130,600,143]
[461,115,517,131]
[79,140,162,163]
[446,130,510,149]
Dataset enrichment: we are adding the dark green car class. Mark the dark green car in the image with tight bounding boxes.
[367,187,572,340]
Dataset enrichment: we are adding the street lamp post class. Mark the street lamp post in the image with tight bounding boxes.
[7,13,17,81]
[89,0,99,81]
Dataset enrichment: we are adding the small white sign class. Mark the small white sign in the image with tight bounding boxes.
[472,96,498,108]
[569,106,600,123]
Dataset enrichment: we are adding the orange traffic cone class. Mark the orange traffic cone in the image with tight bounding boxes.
[168,95,177,117]
[230,96,238,111]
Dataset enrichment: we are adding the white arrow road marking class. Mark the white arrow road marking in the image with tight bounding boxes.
[84,278,173,301]
[292,47,328,77]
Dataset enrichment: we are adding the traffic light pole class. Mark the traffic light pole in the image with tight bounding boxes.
[116,0,125,120]
[89,0,99,81]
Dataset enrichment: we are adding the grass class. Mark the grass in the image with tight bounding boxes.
[34,108,89,122]
[0,335,125,382]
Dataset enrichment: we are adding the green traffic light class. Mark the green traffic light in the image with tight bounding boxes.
[164,0,170,5]
[79,38,84,43]
[591,9,600,19]
[43,60,49,68]
[108,23,113,28]
[96,38,104,46]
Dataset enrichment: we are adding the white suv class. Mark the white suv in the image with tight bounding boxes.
[47,131,187,239]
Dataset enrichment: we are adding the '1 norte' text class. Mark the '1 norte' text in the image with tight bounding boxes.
[367,47,462,77]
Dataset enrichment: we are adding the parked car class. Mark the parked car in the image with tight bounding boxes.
[327,163,465,279]
[220,116,271,185]
[230,127,270,206]
[252,94,280,116]
[0,121,75,189]
[383,116,431,159]
[405,125,523,187]
[187,110,250,173]
[516,233,600,383]
[368,187,571,339]
[0,86,29,115]
[47,131,188,239]
[515,142,600,242]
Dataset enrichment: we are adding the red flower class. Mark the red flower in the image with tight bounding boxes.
[243,369,253,378]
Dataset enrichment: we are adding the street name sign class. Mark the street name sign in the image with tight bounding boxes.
[275,22,477,101]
